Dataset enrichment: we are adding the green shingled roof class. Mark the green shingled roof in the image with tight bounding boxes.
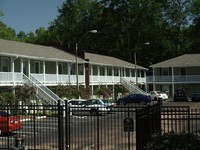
[0,39,148,70]
[150,54,200,68]
[85,52,148,70]
[0,38,83,62]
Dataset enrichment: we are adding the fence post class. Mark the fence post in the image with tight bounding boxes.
[97,108,100,150]
[65,100,70,150]
[188,106,190,133]
[58,100,64,150]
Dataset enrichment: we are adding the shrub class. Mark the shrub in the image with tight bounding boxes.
[146,131,200,150]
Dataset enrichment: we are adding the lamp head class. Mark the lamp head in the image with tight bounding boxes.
[90,30,97,33]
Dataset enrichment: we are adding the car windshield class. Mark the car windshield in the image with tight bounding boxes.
[0,111,10,117]
[69,100,89,105]
[193,93,200,96]
[87,99,104,105]
[102,100,109,103]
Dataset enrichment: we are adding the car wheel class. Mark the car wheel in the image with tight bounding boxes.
[154,97,157,101]
[119,101,125,105]
[90,109,98,115]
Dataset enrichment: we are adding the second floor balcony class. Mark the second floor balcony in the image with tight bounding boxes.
[147,75,200,83]
[0,72,146,86]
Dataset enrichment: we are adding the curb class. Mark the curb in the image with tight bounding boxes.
[21,116,46,122]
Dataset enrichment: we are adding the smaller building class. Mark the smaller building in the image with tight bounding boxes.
[147,54,200,98]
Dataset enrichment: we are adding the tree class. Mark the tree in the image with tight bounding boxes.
[0,21,16,40]
[17,31,27,41]
[94,85,112,99]
[162,0,193,55]
[15,84,36,104]
[48,0,103,49]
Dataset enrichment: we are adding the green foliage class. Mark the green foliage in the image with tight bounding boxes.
[0,21,16,40]
[94,85,112,99]
[79,85,91,99]
[15,84,36,104]
[1,92,15,105]
[63,84,79,99]
[146,131,200,150]
[114,84,129,97]
[48,0,103,46]
[51,84,91,99]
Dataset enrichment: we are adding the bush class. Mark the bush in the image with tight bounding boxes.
[146,131,200,150]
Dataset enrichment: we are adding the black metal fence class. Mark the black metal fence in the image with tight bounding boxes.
[0,101,66,150]
[136,102,161,150]
[1,102,200,150]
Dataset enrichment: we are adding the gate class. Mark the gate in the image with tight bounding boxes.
[67,105,138,150]
[67,102,162,150]
[135,102,161,150]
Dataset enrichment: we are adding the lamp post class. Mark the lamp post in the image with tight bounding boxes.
[134,42,149,86]
[75,30,97,90]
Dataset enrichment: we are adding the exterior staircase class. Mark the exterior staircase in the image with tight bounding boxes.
[23,74,63,105]
[120,77,149,95]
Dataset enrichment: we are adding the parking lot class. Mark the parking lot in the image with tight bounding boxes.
[163,98,200,109]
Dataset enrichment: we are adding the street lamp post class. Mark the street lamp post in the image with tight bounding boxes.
[134,42,149,86]
[75,30,97,90]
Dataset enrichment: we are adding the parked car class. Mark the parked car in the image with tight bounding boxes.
[116,94,151,105]
[67,99,89,114]
[68,99,111,115]
[102,99,115,107]
[191,92,200,102]
[87,99,112,114]
[174,89,189,102]
[149,91,168,101]
[0,111,22,133]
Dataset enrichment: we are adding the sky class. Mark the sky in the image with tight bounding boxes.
[0,0,64,33]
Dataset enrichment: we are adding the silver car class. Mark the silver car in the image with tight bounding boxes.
[68,99,111,115]
[87,99,112,114]
[68,99,89,114]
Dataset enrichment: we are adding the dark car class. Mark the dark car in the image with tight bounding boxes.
[116,94,151,105]
[191,92,200,102]
[174,89,189,102]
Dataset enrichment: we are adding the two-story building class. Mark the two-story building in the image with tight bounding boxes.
[147,54,200,98]
[0,39,148,103]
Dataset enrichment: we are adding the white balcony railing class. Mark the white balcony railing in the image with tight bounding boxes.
[0,72,146,85]
[147,75,200,83]
[0,72,23,83]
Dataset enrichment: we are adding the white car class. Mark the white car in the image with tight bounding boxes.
[149,91,168,101]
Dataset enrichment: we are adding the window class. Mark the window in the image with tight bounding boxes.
[125,68,130,76]
[131,69,135,77]
[34,61,40,73]
[78,64,84,75]
[107,66,112,76]
[92,65,98,75]
[23,59,28,75]
[180,68,186,75]
[58,63,63,74]
[162,68,169,76]
[1,58,9,72]
[100,67,105,75]
[141,70,145,77]
[114,67,119,76]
